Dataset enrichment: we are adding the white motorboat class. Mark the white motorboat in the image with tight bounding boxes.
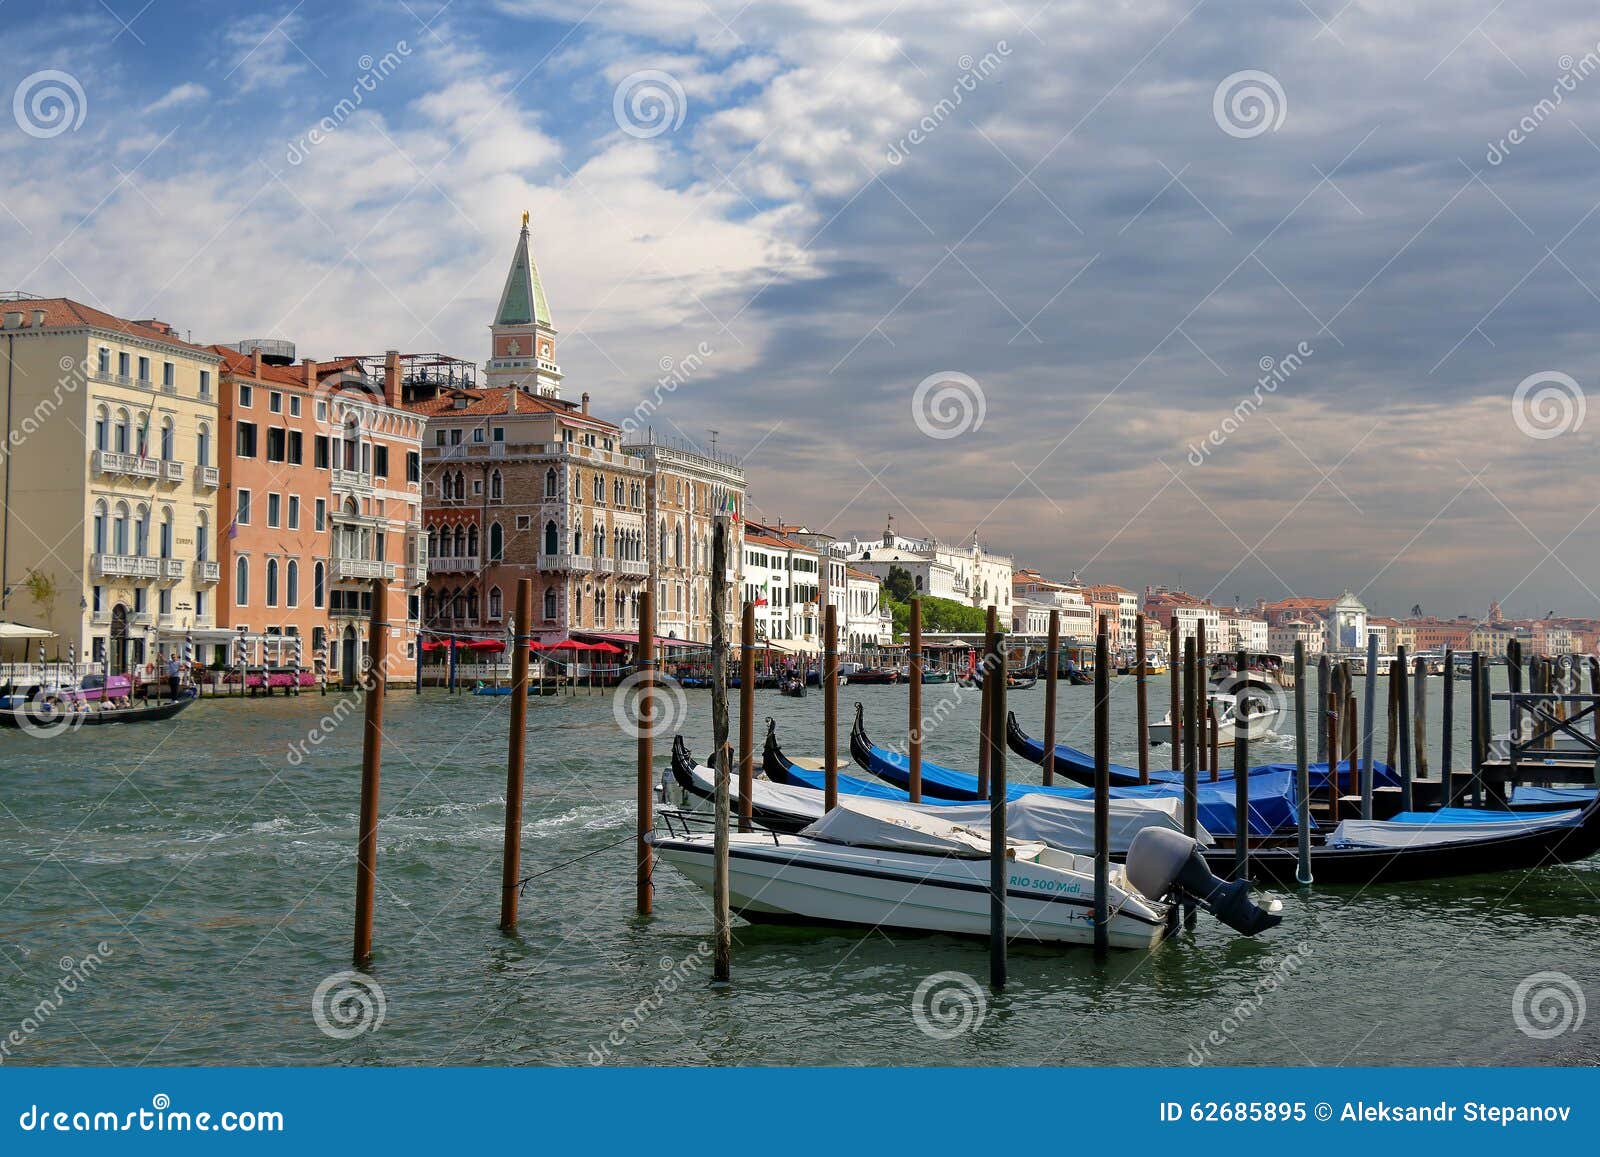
[648,797,1174,948]
[1150,690,1278,746]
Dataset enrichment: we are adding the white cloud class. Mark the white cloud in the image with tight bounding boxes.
[143,83,209,114]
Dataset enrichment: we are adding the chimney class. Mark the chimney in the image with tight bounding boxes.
[508,386,517,413]
[31,310,46,328]
[251,349,262,378]
[385,349,402,408]
[581,392,590,414]
[300,357,317,387]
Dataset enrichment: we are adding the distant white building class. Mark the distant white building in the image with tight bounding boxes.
[1010,570,1094,642]
[742,525,822,652]
[1268,618,1324,658]
[1220,608,1270,653]
[843,568,891,652]
[838,517,1012,617]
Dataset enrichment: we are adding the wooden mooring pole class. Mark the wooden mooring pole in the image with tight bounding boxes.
[986,612,1007,988]
[1316,653,1329,765]
[977,605,997,798]
[1361,633,1378,818]
[635,589,655,916]
[1135,616,1149,784]
[710,518,732,985]
[1042,609,1060,787]
[353,578,386,969]
[1182,635,1198,838]
[1196,627,1211,778]
[1233,647,1249,878]
[1093,617,1111,959]
[499,579,533,932]
[908,598,923,804]
[1441,647,1456,805]
[1168,629,1180,765]
[1396,644,1413,811]
[1413,654,1430,783]
[739,602,755,833]
[823,603,838,813]
[1293,641,1312,885]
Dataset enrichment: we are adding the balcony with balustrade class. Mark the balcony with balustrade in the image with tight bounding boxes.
[196,465,219,489]
[159,558,186,580]
[331,557,397,582]
[331,468,373,494]
[92,450,159,481]
[616,559,649,578]
[160,459,184,483]
[193,559,220,584]
[538,553,593,573]
[429,556,480,574]
[92,554,159,579]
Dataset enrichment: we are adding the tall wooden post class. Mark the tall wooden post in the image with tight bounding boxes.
[823,603,838,813]
[1293,641,1312,885]
[1233,647,1249,876]
[908,598,923,803]
[710,518,731,984]
[1135,616,1149,784]
[635,589,655,915]
[1413,655,1430,782]
[1093,617,1111,958]
[1386,659,1400,770]
[1326,669,1341,820]
[1182,635,1198,838]
[1361,633,1378,818]
[739,602,756,833]
[353,578,386,969]
[1042,609,1060,786]
[1196,627,1210,776]
[499,579,533,931]
[1470,651,1485,805]
[986,617,1008,988]
[1441,647,1456,804]
[977,605,997,798]
[1169,628,1181,763]
[1316,653,1330,765]
[1396,644,1413,811]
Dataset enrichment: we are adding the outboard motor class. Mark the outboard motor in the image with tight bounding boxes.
[1125,827,1283,937]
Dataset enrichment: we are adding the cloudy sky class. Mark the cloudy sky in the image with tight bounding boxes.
[3,0,1598,620]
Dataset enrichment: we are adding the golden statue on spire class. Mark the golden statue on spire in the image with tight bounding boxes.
[521,210,529,228]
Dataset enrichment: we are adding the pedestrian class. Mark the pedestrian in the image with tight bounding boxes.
[165,651,181,700]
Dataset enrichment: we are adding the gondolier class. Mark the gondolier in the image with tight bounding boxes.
[165,652,182,700]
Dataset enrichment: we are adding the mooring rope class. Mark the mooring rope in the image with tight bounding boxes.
[517,830,640,894]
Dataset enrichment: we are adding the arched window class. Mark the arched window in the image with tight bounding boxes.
[196,422,210,467]
[133,505,149,556]
[489,470,503,502]
[235,557,250,606]
[429,526,441,557]
[597,590,607,626]
[488,586,503,620]
[454,526,467,557]
[265,559,279,607]
[113,502,129,554]
[674,524,683,566]
[196,512,209,562]
[544,521,558,556]
[94,406,109,452]
[543,586,557,621]
[114,409,130,453]
[466,524,479,558]
[489,522,504,563]
[572,470,582,499]
[286,560,299,607]
[545,468,557,498]
[92,500,107,554]
[595,524,605,558]
[572,524,582,555]
[159,509,173,558]
[593,474,602,503]
[613,479,623,505]
[160,417,174,461]
[466,589,478,619]
[573,588,583,623]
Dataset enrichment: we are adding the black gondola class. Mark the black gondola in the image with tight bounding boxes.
[0,693,197,730]
[778,676,806,698]
[669,734,812,833]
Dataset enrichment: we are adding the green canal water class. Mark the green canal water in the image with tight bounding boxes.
[1,673,1596,1067]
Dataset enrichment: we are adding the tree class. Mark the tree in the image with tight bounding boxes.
[22,568,58,626]
[884,565,915,604]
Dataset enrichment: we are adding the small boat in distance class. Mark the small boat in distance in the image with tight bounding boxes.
[1,692,196,730]
[844,667,899,685]
[1149,690,1279,746]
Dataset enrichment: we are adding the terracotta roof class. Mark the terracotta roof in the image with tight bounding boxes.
[7,297,217,356]
[1261,596,1336,610]
[209,345,313,388]
[844,567,881,582]
[405,386,618,427]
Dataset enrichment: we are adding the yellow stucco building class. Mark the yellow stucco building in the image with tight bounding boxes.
[0,296,222,673]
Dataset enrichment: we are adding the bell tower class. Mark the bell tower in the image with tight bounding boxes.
[486,212,562,396]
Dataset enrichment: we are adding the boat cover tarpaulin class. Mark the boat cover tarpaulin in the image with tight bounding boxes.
[1329,807,1586,849]
[686,762,1210,852]
[800,798,1047,860]
[864,744,1298,836]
